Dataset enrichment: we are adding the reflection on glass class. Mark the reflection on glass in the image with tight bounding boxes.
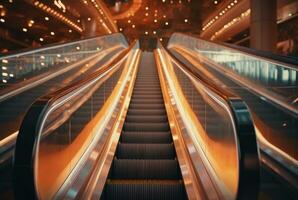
[168,33,298,175]
[169,33,298,106]
[35,57,126,200]
[0,33,127,89]
[158,48,239,199]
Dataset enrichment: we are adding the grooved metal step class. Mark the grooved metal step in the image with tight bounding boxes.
[129,103,165,110]
[103,181,186,200]
[127,109,166,116]
[125,115,168,123]
[123,122,170,132]
[117,144,175,159]
[121,131,172,144]
[111,159,181,179]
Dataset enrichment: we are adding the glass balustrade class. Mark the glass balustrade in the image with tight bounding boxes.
[167,33,298,179]
[168,33,298,108]
[13,42,139,200]
[157,43,258,199]
[0,33,127,88]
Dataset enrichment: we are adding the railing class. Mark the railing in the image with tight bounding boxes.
[0,33,127,96]
[13,40,140,200]
[0,33,128,169]
[168,33,298,182]
[156,42,259,199]
[168,33,298,113]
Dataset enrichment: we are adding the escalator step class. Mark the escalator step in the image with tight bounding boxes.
[133,91,162,95]
[127,109,166,116]
[132,94,163,99]
[121,131,172,143]
[129,103,165,110]
[111,159,181,179]
[130,99,164,104]
[103,181,186,200]
[123,122,169,132]
[126,115,168,123]
[133,87,161,91]
[133,86,161,90]
[117,144,175,159]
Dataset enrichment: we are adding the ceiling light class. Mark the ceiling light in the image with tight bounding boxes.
[39,37,44,42]
[45,16,49,21]
[50,31,55,35]
[22,28,27,32]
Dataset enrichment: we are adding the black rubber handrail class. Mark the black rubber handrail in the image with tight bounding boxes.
[159,41,260,200]
[13,40,137,200]
[174,32,298,70]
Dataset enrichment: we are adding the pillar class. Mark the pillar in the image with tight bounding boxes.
[250,0,277,52]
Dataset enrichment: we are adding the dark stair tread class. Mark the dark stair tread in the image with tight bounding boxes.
[103,180,186,200]
[111,159,181,179]
[117,144,175,159]
[125,115,168,123]
[123,122,169,132]
[129,104,165,110]
[121,131,172,143]
[127,109,166,116]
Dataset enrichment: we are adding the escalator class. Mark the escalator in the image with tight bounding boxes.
[12,40,259,200]
[101,52,186,199]
[166,33,298,199]
[0,34,128,199]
